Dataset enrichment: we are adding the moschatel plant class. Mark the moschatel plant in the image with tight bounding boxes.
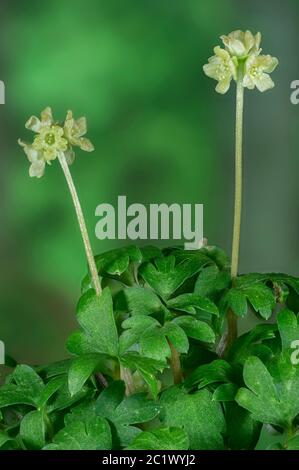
[0,30,298,451]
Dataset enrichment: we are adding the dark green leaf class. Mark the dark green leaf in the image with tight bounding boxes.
[184,359,234,391]
[96,381,161,447]
[212,383,238,402]
[20,410,46,450]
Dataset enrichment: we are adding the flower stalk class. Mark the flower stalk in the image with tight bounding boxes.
[18,108,102,296]
[203,30,278,351]
[58,151,102,296]
[231,76,244,280]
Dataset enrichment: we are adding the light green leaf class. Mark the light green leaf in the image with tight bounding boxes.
[236,355,299,429]
[37,376,65,408]
[173,316,215,343]
[126,427,189,450]
[75,287,118,357]
[162,322,189,354]
[195,265,231,297]
[68,353,105,396]
[167,293,218,316]
[160,387,225,450]
[44,416,112,450]
[116,287,163,316]
[226,288,248,317]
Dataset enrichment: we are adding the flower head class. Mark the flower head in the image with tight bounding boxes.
[203,46,237,94]
[220,30,261,58]
[18,107,94,178]
[203,30,278,94]
[242,54,278,92]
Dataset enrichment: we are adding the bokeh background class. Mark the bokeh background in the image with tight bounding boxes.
[0,0,298,364]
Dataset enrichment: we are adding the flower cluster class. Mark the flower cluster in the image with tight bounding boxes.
[18,107,94,178]
[203,30,278,94]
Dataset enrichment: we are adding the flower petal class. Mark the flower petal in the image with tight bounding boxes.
[29,160,46,178]
[25,116,42,133]
[79,137,94,152]
[215,76,232,94]
[75,117,87,137]
[255,73,274,92]
[40,107,53,127]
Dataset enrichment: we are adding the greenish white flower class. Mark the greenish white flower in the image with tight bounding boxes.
[203,30,278,94]
[64,110,94,153]
[203,46,237,94]
[242,54,279,92]
[18,107,94,178]
[220,30,261,58]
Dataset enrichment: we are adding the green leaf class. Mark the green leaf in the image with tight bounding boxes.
[287,435,299,450]
[167,293,218,316]
[0,384,36,408]
[47,382,90,412]
[119,316,161,355]
[121,353,166,398]
[224,402,262,450]
[140,256,204,299]
[184,359,234,391]
[116,287,163,316]
[37,376,65,408]
[228,323,277,365]
[36,359,72,379]
[236,355,299,429]
[12,365,44,397]
[20,410,46,450]
[67,330,95,355]
[277,309,299,351]
[162,322,189,354]
[126,427,189,450]
[68,353,105,396]
[95,381,161,447]
[64,400,96,426]
[160,387,225,450]
[213,383,238,402]
[245,284,276,319]
[75,287,118,357]
[0,431,16,449]
[173,316,215,343]
[226,288,248,317]
[195,265,231,297]
[120,316,189,362]
[82,246,143,291]
[44,416,112,450]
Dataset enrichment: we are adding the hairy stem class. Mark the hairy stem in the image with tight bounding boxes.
[227,78,244,347]
[231,78,244,279]
[58,152,102,296]
[169,341,183,385]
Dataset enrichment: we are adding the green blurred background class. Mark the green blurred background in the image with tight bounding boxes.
[0,0,298,364]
